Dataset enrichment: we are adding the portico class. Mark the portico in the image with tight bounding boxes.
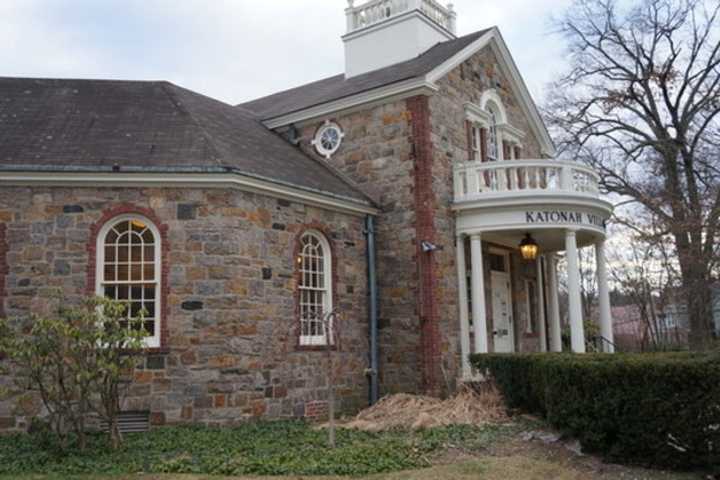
[453,158,615,379]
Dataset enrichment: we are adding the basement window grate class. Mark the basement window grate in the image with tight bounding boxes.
[99,411,150,434]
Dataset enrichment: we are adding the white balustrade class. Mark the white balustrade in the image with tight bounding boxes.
[346,0,456,34]
[453,159,601,202]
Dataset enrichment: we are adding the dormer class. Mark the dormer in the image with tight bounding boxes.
[343,0,457,78]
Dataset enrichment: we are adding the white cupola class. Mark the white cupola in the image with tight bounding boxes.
[343,0,457,78]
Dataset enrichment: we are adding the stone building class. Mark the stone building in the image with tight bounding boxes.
[0,0,614,432]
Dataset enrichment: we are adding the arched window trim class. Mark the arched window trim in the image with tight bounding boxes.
[465,92,526,161]
[297,229,334,347]
[95,214,162,348]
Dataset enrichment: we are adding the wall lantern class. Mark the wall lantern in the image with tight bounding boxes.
[519,233,539,261]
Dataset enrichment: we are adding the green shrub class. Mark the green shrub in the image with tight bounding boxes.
[0,295,147,451]
[471,352,720,470]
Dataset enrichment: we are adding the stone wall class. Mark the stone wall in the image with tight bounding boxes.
[427,44,546,372]
[0,186,369,432]
[291,45,547,394]
[296,100,425,395]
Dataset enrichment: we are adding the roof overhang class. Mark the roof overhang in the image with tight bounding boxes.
[264,78,438,130]
[262,27,556,157]
[0,168,379,217]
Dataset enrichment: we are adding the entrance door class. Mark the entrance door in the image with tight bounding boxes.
[491,271,515,353]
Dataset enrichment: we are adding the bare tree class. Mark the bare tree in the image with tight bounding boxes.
[545,0,720,349]
[610,237,674,349]
[321,309,342,449]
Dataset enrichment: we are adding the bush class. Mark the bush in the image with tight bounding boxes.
[471,352,720,470]
[0,295,147,450]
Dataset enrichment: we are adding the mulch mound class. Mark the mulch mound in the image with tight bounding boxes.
[343,383,508,431]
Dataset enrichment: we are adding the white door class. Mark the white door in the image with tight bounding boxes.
[491,271,514,353]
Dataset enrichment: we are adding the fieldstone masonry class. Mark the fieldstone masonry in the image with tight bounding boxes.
[295,45,546,395]
[0,186,369,431]
[0,44,547,432]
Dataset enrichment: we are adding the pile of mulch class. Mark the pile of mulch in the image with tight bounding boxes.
[343,383,508,431]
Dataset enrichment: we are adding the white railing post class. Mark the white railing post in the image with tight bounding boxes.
[467,166,479,196]
[447,3,457,34]
[346,0,357,32]
[560,164,572,191]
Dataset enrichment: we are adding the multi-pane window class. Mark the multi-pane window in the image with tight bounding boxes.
[298,231,333,346]
[96,215,161,348]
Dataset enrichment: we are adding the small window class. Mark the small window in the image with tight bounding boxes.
[311,121,344,159]
[96,215,161,348]
[525,279,538,334]
[298,231,333,346]
[489,253,507,272]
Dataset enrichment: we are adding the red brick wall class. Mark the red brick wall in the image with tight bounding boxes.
[407,95,442,395]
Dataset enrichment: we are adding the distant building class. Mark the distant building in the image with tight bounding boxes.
[658,284,720,339]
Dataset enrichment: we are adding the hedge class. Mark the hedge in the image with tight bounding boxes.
[471,352,720,470]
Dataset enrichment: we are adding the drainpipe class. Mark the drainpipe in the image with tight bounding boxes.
[365,215,380,405]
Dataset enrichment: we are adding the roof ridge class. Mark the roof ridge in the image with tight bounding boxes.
[159,83,224,166]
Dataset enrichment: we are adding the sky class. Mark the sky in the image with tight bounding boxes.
[0,0,574,106]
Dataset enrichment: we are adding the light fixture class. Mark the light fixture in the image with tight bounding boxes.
[421,241,443,253]
[519,233,539,261]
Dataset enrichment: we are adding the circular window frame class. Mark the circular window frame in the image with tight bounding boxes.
[311,120,345,159]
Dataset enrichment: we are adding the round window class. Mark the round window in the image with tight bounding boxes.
[312,121,344,158]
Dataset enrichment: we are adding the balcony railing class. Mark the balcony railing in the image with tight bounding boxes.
[453,159,601,203]
[346,0,457,34]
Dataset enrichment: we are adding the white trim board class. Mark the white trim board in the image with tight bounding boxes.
[265,80,438,130]
[0,171,379,217]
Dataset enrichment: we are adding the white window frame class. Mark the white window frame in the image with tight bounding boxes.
[298,230,333,346]
[95,214,162,348]
[311,120,345,159]
[471,125,481,161]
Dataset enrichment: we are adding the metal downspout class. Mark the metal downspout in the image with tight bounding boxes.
[365,215,379,405]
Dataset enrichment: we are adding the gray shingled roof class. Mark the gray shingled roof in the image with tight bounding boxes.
[0,77,371,203]
[240,29,490,120]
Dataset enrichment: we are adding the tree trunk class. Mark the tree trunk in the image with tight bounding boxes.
[683,272,714,350]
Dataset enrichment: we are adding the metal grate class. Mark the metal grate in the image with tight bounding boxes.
[99,411,150,434]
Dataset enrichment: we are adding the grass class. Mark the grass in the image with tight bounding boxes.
[0,420,705,479]
[0,421,514,478]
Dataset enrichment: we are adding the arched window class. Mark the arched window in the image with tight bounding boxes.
[297,230,333,346]
[486,103,499,162]
[96,215,161,348]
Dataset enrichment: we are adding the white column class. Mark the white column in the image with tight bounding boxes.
[455,235,471,378]
[547,254,562,352]
[470,234,488,354]
[596,240,615,353]
[565,229,586,353]
[536,255,547,352]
